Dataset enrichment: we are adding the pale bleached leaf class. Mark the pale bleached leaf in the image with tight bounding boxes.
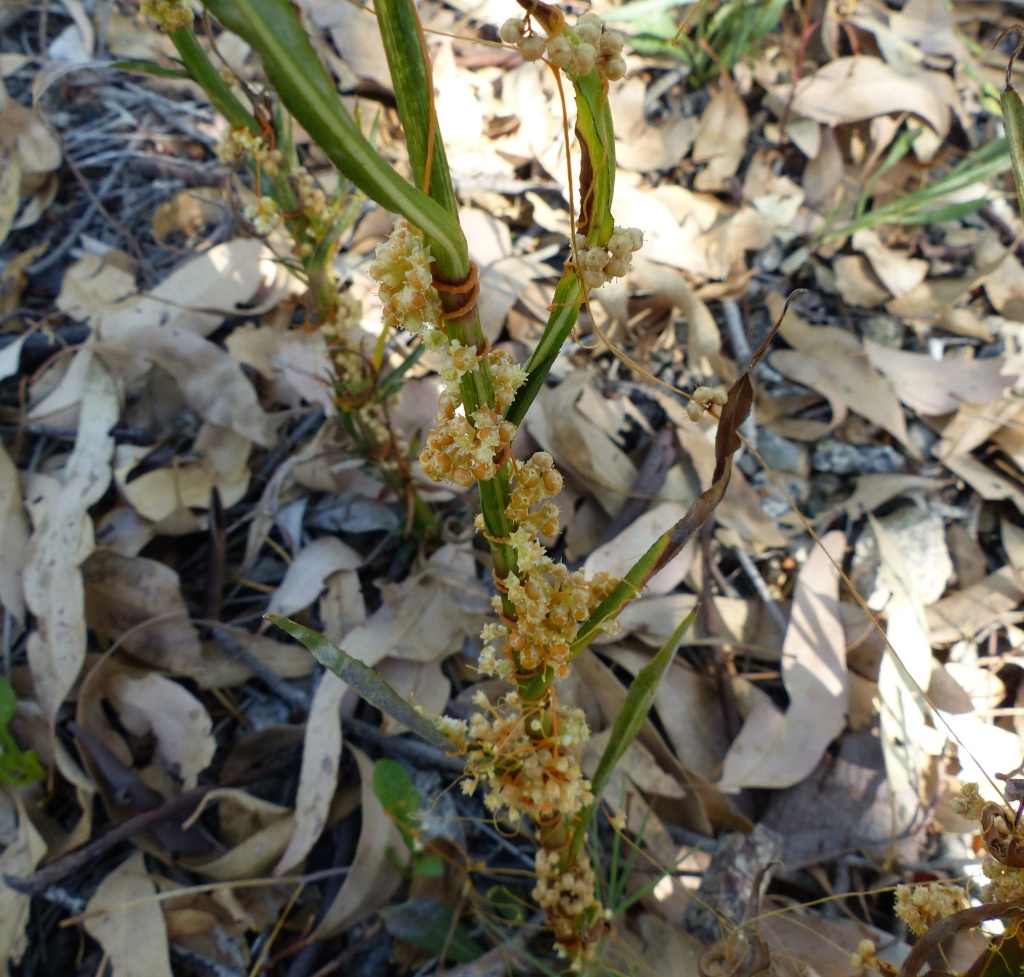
[83,851,174,977]
[265,537,363,621]
[24,354,118,725]
[0,437,28,620]
[275,670,346,874]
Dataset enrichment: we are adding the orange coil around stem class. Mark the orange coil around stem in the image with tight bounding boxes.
[434,261,481,322]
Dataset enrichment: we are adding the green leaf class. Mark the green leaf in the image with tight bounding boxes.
[569,606,698,862]
[373,757,420,850]
[1003,83,1024,219]
[198,0,468,279]
[411,853,445,878]
[374,0,460,222]
[379,898,484,962]
[485,886,528,925]
[266,615,455,752]
[0,676,16,727]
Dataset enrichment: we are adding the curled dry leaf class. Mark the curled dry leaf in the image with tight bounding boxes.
[115,423,252,526]
[103,669,216,790]
[631,255,721,373]
[340,544,487,668]
[0,77,61,230]
[83,851,174,977]
[98,325,275,446]
[24,354,118,726]
[60,239,286,340]
[863,340,1012,416]
[186,790,295,881]
[528,371,638,516]
[852,229,929,299]
[718,531,849,792]
[82,549,203,674]
[767,293,916,455]
[775,55,957,139]
[265,537,363,622]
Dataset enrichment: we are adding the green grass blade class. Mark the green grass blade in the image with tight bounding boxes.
[568,606,698,861]
[374,0,460,222]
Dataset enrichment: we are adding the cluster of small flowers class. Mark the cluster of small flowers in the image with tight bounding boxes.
[980,854,1024,902]
[848,940,894,976]
[459,690,593,823]
[419,346,527,486]
[949,781,985,821]
[421,397,516,487]
[440,339,479,385]
[479,560,618,679]
[685,384,729,422]
[367,219,444,335]
[244,196,282,236]
[141,0,192,31]
[217,128,284,177]
[498,11,627,81]
[534,848,600,942]
[292,168,327,219]
[321,293,363,346]
[572,226,643,290]
[507,451,563,537]
[471,451,619,678]
[893,882,969,937]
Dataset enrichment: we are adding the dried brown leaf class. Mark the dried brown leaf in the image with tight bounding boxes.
[83,549,203,673]
[864,340,1012,416]
[767,294,915,455]
[104,670,215,789]
[312,746,404,939]
[718,532,848,791]
[779,56,956,136]
[115,424,252,525]
[98,325,275,446]
[693,84,748,192]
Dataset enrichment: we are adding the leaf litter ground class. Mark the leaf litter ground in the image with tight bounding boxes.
[4,1,1024,974]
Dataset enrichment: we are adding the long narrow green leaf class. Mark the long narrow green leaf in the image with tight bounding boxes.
[505,271,583,428]
[266,614,455,752]
[1003,83,1024,218]
[568,606,698,861]
[199,0,468,278]
[169,27,258,132]
[374,0,459,222]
